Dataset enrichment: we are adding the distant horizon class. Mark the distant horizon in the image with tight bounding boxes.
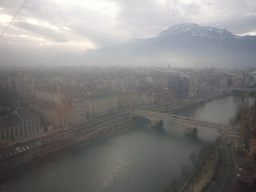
[1,1,256,68]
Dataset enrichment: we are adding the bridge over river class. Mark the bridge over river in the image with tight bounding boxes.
[130,109,230,133]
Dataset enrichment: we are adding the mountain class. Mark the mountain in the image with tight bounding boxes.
[83,23,256,68]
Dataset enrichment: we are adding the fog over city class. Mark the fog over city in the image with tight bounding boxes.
[1,0,256,67]
[1,1,256,192]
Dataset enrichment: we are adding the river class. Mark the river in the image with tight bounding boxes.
[3,93,255,192]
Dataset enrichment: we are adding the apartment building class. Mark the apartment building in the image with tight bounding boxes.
[118,91,140,110]
[42,103,74,130]
[29,99,74,131]
[86,90,118,119]
[0,107,42,142]
[36,88,66,104]
[69,97,87,124]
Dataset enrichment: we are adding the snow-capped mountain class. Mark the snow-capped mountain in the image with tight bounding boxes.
[158,23,235,40]
[83,23,256,68]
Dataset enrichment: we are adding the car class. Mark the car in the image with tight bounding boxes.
[185,118,191,120]
[14,147,21,153]
[26,146,30,150]
[15,147,21,151]
[22,147,26,151]
[173,116,178,118]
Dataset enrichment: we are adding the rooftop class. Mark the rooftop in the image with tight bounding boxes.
[30,99,72,111]
[0,107,39,129]
[0,114,21,129]
[15,107,39,119]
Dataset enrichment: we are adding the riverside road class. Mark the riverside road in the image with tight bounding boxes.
[209,127,237,192]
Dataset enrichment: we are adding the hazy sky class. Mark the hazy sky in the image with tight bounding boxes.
[0,0,256,66]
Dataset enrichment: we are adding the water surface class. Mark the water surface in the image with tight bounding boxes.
[4,93,254,192]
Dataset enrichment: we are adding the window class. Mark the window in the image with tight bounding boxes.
[6,129,9,138]
[1,130,4,140]
[15,127,18,137]
[11,128,14,140]
[20,126,23,136]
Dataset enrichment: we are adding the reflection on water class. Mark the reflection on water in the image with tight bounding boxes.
[3,93,255,192]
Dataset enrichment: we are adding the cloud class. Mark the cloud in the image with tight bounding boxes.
[114,0,256,38]
[13,21,68,42]
[0,0,256,67]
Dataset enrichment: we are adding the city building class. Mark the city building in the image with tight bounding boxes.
[86,90,118,119]
[139,92,154,106]
[0,107,42,142]
[42,103,74,131]
[36,88,67,104]
[68,97,87,124]
[29,99,74,131]
[168,75,189,100]
[188,75,198,97]
[118,91,140,110]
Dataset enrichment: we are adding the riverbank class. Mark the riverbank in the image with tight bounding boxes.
[187,147,220,192]
[1,93,249,192]
[0,89,237,190]
[0,118,135,190]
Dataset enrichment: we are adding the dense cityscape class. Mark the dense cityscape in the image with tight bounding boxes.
[0,65,256,191]
[1,0,256,191]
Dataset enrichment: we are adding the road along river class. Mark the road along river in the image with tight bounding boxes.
[2,93,255,192]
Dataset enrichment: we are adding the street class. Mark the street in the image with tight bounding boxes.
[209,127,238,192]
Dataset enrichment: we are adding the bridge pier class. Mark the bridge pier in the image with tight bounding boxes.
[130,110,228,133]
[131,113,164,128]
[151,120,164,128]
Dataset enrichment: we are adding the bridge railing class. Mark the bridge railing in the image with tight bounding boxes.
[131,110,229,130]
